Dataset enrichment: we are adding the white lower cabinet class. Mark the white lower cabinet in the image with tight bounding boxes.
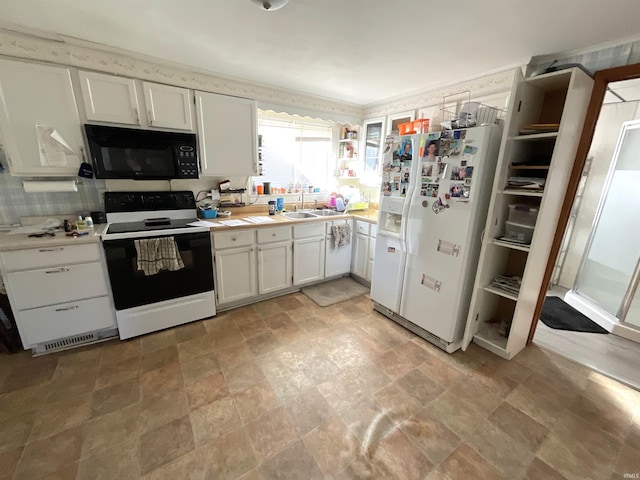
[214,245,257,305]
[351,220,376,282]
[293,223,325,286]
[352,233,369,279]
[214,226,292,306]
[325,219,352,278]
[366,236,376,282]
[0,243,116,349]
[257,226,292,294]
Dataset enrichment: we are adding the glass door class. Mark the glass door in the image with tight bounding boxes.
[362,117,386,182]
[574,120,640,325]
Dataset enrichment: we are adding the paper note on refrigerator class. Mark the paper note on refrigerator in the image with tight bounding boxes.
[437,239,461,257]
[421,274,442,292]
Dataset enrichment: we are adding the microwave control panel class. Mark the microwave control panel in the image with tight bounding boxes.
[176,145,199,178]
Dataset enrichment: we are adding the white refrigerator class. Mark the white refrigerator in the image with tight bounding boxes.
[371,125,502,352]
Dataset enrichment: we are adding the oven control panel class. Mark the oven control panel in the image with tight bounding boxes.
[105,191,196,213]
[176,145,199,179]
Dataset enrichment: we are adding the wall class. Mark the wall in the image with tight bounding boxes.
[0,150,103,225]
[557,101,640,289]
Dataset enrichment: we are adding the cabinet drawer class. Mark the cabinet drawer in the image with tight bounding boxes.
[325,219,351,235]
[1,243,101,271]
[257,226,291,244]
[293,223,325,239]
[213,230,255,249]
[19,296,115,347]
[7,261,109,310]
[354,220,371,236]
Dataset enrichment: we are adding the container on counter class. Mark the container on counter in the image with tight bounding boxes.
[268,200,277,215]
[276,197,284,212]
[263,182,271,195]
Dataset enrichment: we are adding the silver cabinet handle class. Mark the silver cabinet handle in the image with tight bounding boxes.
[45,268,70,274]
[55,305,79,312]
[39,248,64,252]
[148,110,154,125]
[134,108,140,125]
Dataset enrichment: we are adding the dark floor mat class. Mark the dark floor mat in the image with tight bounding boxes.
[540,296,609,334]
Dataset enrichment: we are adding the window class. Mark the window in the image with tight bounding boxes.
[256,111,334,192]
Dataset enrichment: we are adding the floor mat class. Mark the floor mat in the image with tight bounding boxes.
[540,296,609,334]
[301,277,369,307]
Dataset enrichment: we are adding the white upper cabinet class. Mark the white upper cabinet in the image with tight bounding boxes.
[142,81,193,131]
[78,71,140,125]
[78,73,193,131]
[0,59,84,177]
[196,91,258,176]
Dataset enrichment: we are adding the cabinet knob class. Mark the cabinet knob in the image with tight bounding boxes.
[272,233,276,237]
[231,237,237,241]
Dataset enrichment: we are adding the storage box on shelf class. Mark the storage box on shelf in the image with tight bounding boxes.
[462,67,594,359]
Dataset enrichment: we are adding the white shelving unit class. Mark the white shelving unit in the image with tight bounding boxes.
[462,67,594,360]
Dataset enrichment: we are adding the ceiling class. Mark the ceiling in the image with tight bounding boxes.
[1,0,640,106]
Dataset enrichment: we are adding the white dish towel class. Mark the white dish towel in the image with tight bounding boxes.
[331,223,351,248]
[134,236,185,276]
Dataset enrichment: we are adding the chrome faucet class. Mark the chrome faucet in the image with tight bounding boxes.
[299,191,305,210]
[314,199,318,210]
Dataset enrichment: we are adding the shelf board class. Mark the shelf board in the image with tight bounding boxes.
[510,165,550,170]
[513,132,558,141]
[339,139,358,143]
[492,238,531,252]
[483,285,519,302]
[473,324,509,358]
[501,189,544,197]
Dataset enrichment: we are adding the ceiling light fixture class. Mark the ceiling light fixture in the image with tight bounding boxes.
[249,0,289,11]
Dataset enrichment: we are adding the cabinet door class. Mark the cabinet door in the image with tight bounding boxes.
[196,91,257,176]
[78,71,140,125]
[142,81,193,131]
[365,236,376,281]
[351,233,369,279]
[214,246,257,305]
[0,59,84,177]
[293,237,325,286]
[257,241,292,294]
[325,234,352,277]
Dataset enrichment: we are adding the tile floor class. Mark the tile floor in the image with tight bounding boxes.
[0,292,639,480]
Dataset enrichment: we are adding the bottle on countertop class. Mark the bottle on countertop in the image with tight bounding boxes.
[85,216,94,228]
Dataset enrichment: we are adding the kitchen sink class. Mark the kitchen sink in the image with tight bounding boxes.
[283,212,318,219]
[312,209,344,216]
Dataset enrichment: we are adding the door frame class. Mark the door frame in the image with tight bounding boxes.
[527,63,640,343]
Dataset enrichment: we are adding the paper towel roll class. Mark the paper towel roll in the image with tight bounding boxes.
[23,179,78,193]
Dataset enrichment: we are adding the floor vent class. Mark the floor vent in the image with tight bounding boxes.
[41,333,96,353]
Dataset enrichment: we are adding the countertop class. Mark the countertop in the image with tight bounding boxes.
[205,207,378,232]
[0,224,106,252]
[0,209,378,251]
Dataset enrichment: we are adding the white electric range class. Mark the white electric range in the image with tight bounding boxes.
[101,191,215,339]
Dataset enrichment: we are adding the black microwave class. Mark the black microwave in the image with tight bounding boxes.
[85,124,199,180]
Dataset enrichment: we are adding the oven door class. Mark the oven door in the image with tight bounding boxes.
[103,231,213,310]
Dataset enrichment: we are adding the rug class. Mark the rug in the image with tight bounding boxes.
[540,296,609,334]
[302,277,369,307]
